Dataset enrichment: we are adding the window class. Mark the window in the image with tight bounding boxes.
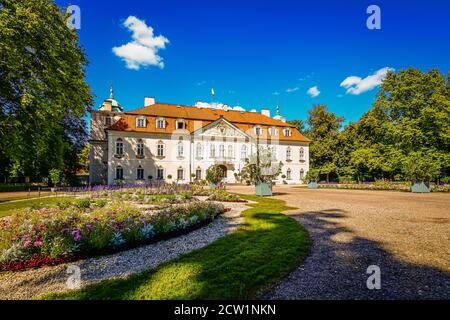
[219,144,225,158]
[255,126,263,136]
[210,144,216,158]
[283,128,292,137]
[196,168,202,180]
[156,118,166,129]
[136,117,146,128]
[176,119,185,130]
[105,116,112,126]
[286,169,292,180]
[299,147,305,160]
[116,138,123,155]
[116,166,123,180]
[286,147,291,161]
[240,145,247,159]
[228,145,234,158]
[196,143,202,158]
[157,141,165,157]
[177,142,184,157]
[137,166,144,180]
[271,146,278,160]
[137,139,144,157]
[269,127,278,136]
[177,168,184,180]
[300,169,305,180]
[157,168,164,180]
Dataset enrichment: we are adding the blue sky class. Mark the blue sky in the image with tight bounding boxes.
[56,0,450,125]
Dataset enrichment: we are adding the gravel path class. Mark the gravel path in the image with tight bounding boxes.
[229,186,450,300]
[0,201,248,300]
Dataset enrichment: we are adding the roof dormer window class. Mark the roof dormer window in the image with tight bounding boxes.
[176,119,186,130]
[269,126,278,136]
[254,126,263,136]
[136,117,146,128]
[156,117,166,129]
[283,128,292,137]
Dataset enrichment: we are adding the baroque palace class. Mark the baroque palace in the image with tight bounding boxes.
[89,87,311,185]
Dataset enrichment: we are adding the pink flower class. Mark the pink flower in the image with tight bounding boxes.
[33,241,43,247]
[38,224,45,231]
[23,240,32,248]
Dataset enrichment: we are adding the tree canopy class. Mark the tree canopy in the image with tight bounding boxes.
[0,0,92,183]
[306,68,450,183]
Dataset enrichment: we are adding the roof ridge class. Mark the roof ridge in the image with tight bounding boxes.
[125,103,295,125]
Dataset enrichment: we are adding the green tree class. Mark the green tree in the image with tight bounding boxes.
[287,119,305,133]
[338,68,450,182]
[306,105,344,182]
[0,0,92,183]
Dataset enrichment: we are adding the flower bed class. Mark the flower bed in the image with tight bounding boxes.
[316,181,450,192]
[431,184,450,192]
[317,181,411,192]
[0,198,225,271]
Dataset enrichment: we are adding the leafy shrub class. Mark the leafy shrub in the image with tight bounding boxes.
[75,198,92,209]
[207,190,246,202]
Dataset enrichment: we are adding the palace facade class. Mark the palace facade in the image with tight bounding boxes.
[89,88,311,185]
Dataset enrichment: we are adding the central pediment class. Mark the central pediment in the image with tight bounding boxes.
[194,117,250,139]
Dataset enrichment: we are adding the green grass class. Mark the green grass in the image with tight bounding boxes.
[0,197,74,217]
[43,195,310,300]
[0,192,51,203]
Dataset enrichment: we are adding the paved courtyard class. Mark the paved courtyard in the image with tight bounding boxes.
[228,185,450,299]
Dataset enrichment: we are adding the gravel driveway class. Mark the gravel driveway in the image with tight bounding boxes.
[229,186,450,299]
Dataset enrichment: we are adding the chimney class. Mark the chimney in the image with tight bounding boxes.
[261,108,270,117]
[144,96,155,106]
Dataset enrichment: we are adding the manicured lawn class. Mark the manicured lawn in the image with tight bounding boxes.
[0,192,51,203]
[43,195,310,300]
[0,197,73,218]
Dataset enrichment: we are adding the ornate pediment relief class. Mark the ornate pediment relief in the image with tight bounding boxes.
[200,119,248,139]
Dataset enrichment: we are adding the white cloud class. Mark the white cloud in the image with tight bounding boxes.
[196,81,206,86]
[195,101,246,112]
[286,87,299,93]
[307,86,320,98]
[112,16,169,70]
[272,91,280,96]
[340,67,394,95]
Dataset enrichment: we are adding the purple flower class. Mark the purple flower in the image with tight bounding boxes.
[85,224,92,231]
[72,229,82,241]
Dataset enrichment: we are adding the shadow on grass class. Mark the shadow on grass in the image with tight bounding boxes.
[264,208,450,299]
[43,196,310,300]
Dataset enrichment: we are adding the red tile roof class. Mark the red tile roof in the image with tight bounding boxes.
[107,103,311,143]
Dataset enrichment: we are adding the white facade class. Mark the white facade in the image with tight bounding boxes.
[89,93,310,185]
[103,119,309,185]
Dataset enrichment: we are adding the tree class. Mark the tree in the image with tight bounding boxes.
[287,119,305,133]
[206,165,226,185]
[306,105,344,182]
[240,146,281,185]
[76,144,90,174]
[402,151,441,184]
[0,0,92,183]
[336,68,450,182]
